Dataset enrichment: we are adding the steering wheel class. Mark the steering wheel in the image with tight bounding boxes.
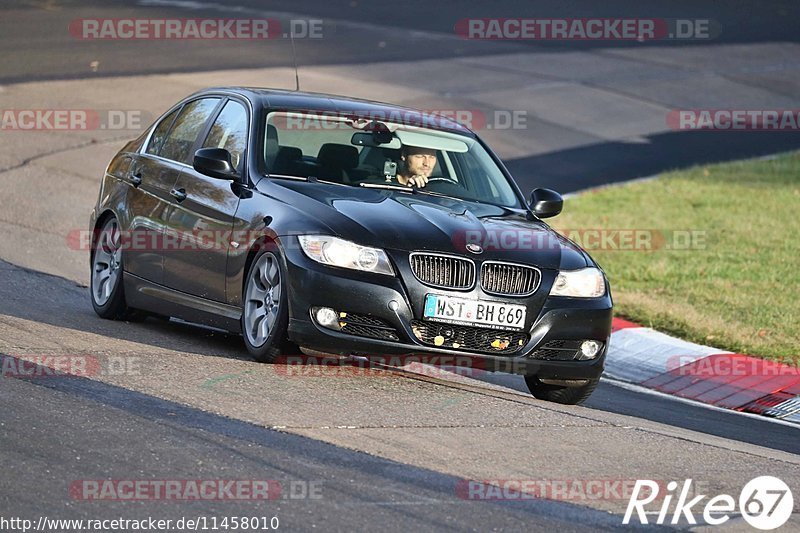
[425,175,460,186]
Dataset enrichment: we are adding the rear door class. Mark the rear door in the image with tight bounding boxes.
[162,98,249,302]
[123,106,182,284]
[130,97,222,285]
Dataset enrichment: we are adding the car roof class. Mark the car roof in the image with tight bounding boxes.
[191,86,476,136]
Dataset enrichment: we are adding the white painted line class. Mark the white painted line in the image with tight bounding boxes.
[766,397,800,422]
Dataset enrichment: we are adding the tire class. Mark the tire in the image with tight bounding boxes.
[90,217,144,321]
[241,250,290,363]
[524,376,600,405]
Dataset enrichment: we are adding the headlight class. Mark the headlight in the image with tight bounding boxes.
[298,235,395,276]
[549,267,606,298]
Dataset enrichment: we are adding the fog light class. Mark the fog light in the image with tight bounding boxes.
[579,340,602,360]
[313,307,340,330]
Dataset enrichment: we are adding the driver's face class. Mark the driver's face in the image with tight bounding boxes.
[405,149,437,177]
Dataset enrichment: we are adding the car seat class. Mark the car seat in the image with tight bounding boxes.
[316,144,359,183]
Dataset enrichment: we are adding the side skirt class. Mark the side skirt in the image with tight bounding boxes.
[124,272,242,333]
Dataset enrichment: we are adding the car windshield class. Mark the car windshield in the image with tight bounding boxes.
[263,111,523,208]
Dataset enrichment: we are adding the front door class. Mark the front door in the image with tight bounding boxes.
[162,98,249,303]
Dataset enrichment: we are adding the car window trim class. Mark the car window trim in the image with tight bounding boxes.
[170,97,224,167]
[145,105,183,157]
[139,153,193,171]
[139,93,232,163]
[197,97,251,183]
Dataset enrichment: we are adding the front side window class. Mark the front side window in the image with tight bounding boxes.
[201,100,248,171]
[159,98,221,164]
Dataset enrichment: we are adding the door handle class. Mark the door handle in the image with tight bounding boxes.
[170,188,187,202]
[128,172,142,188]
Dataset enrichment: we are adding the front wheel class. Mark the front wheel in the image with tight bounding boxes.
[241,250,290,363]
[90,217,142,321]
[524,376,599,405]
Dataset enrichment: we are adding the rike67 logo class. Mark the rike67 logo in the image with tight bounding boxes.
[624,476,793,529]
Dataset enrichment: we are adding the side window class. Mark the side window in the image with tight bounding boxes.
[159,98,221,164]
[145,107,180,156]
[201,100,248,171]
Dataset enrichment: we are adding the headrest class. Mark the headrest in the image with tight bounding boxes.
[271,146,303,174]
[275,146,302,163]
[361,146,401,170]
[317,143,358,170]
[266,124,279,142]
[265,124,280,167]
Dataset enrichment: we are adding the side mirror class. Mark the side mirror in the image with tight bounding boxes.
[193,148,238,180]
[529,188,563,218]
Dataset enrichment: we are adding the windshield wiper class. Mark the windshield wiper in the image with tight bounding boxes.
[358,182,412,192]
[359,182,465,201]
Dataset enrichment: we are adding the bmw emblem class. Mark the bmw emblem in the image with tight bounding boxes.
[466,243,483,254]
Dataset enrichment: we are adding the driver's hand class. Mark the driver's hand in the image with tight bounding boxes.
[407,174,429,188]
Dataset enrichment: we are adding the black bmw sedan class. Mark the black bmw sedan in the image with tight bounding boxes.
[89,87,612,404]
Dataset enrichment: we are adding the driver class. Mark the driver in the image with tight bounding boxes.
[395,145,437,188]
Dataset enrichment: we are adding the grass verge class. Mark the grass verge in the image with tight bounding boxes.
[551,151,800,364]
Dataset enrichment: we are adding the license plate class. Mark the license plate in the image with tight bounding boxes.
[423,294,527,331]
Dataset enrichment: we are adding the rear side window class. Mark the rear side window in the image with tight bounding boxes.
[145,107,180,156]
[201,100,248,172]
[159,98,221,164]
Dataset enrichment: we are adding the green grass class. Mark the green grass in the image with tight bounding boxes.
[551,151,800,363]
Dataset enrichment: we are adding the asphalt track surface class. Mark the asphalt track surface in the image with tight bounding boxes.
[1,361,633,531]
[2,1,800,530]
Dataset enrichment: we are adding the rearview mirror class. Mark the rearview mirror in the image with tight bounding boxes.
[193,148,238,180]
[529,188,563,218]
[351,131,401,149]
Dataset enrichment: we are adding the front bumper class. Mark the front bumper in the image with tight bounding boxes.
[282,242,612,380]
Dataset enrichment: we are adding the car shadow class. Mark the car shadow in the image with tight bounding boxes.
[0,260,250,361]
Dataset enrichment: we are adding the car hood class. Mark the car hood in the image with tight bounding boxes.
[264,180,590,271]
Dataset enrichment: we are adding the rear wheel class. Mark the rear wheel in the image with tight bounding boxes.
[90,217,143,321]
[242,250,290,363]
[524,376,599,405]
